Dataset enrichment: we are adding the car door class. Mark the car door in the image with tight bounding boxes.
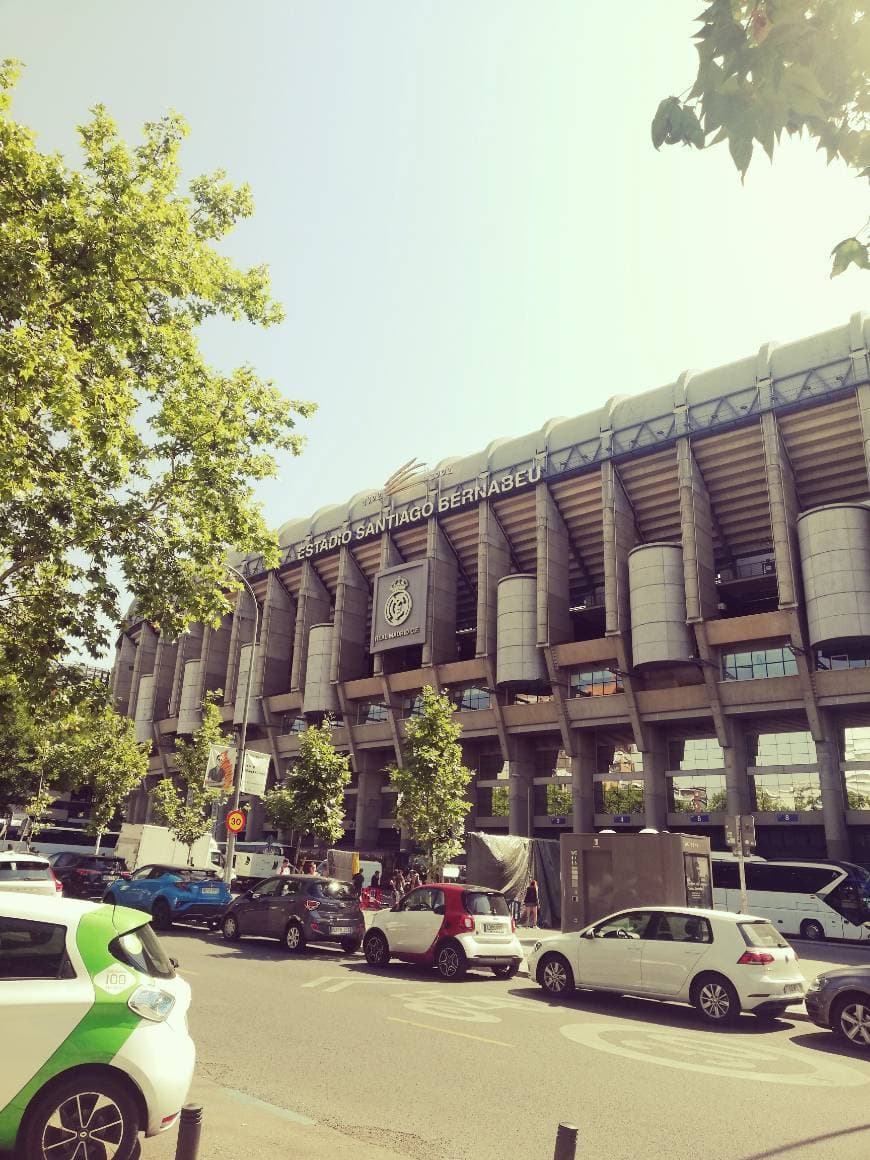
[640,912,713,996]
[237,877,284,936]
[116,866,154,908]
[397,888,444,954]
[575,910,655,991]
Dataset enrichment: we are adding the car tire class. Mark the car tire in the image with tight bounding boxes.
[151,899,172,932]
[492,962,519,979]
[435,939,467,981]
[800,919,825,942]
[692,973,741,1024]
[363,930,390,967]
[830,993,870,1051]
[538,953,574,997]
[20,1067,141,1160]
[221,913,241,941]
[341,939,362,954]
[283,921,306,953]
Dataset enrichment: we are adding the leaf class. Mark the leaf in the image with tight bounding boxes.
[651,97,681,149]
[728,133,753,178]
[830,238,870,278]
[681,105,706,148]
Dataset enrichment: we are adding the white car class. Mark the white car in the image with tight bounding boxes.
[527,906,806,1024]
[363,883,524,979]
[0,851,62,897]
[0,893,194,1159]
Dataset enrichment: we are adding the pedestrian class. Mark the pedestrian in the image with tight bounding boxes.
[279,858,292,876]
[394,869,406,897]
[408,869,421,891]
[522,878,539,928]
[302,860,316,875]
[370,870,381,889]
[352,868,364,896]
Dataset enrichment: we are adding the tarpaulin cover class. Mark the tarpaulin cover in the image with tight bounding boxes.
[465,832,562,928]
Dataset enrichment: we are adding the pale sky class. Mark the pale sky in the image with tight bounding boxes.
[2,1,867,533]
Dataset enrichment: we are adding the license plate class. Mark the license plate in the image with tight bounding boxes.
[331,926,354,935]
[201,886,220,895]
[483,923,504,933]
[784,983,804,995]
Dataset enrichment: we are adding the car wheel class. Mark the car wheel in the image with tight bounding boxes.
[21,1067,141,1160]
[341,939,362,954]
[363,930,390,967]
[492,962,519,979]
[800,919,825,942]
[692,974,741,1024]
[221,913,241,941]
[831,994,870,1051]
[538,953,574,997]
[284,921,306,953]
[435,940,467,980]
[151,899,172,932]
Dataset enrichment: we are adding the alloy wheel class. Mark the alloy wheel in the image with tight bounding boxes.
[542,958,570,994]
[40,1091,126,1159]
[698,981,732,1020]
[838,1001,870,1048]
[437,945,462,978]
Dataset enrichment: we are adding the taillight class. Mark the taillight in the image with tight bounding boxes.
[737,950,774,965]
[305,899,320,911]
[458,913,475,932]
[50,870,63,894]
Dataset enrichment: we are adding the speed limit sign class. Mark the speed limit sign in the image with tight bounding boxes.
[226,809,246,834]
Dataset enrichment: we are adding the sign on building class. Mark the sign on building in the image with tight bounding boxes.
[370,561,429,655]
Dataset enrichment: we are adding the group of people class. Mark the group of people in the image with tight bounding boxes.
[350,866,427,899]
[278,858,315,876]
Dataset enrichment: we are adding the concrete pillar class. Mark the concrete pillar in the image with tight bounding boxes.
[290,562,332,693]
[110,634,136,715]
[642,730,668,830]
[373,535,403,676]
[571,731,595,833]
[201,617,231,701]
[857,382,870,489]
[724,727,752,816]
[225,591,256,706]
[536,482,572,647]
[355,759,386,847]
[816,713,850,860]
[508,737,535,837]
[476,500,512,659]
[331,547,370,683]
[256,573,295,699]
[602,462,638,637]
[677,438,719,622]
[423,519,458,666]
[761,412,800,609]
[150,635,179,722]
[168,625,202,717]
[127,624,158,721]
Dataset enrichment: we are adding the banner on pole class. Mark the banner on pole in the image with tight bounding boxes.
[240,751,271,797]
[204,745,271,797]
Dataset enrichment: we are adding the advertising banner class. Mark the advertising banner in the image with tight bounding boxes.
[205,746,271,797]
[370,560,429,655]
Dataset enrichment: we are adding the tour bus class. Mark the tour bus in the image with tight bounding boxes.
[711,854,870,941]
[2,824,120,859]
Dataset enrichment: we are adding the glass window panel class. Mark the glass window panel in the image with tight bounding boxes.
[594,780,644,813]
[751,771,822,811]
[668,774,727,812]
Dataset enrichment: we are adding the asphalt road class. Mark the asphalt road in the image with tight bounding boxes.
[145,929,870,1160]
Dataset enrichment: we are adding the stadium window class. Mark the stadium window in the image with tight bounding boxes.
[720,646,798,681]
[570,669,623,697]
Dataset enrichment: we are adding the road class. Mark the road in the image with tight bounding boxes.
[143,930,870,1160]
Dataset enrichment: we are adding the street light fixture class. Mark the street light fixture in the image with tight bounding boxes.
[222,564,260,887]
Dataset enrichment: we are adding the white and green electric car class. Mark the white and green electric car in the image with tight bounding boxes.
[0,893,195,1160]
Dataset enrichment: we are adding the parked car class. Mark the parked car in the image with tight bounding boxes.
[805,966,870,1050]
[363,883,524,980]
[0,851,62,898]
[527,906,805,1024]
[220,874,365,953]
[49,851,129,899]
[103,864,232,930]
[0,892,193,1160]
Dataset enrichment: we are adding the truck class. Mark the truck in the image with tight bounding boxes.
[115,824,222,873]
[230,848,286,889]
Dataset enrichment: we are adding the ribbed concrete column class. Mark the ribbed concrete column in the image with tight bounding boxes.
[168,625,202,717]
[127,623,158,720]
[571,730,595,833]
[423,518,458,666]
[536,482,571,647]
[816,713,850,860]
[677,438,718,622]
[602,462,637,637]
[508,737,535,837]
[201,617,231,702]
[225,591,256,705]
[642,730,668,830]
[110,634,136,715]
[373,534,403,676]
[290,562,332,693]
[761,412,800,609]
[303,624,339,716]
[476,500,512,659]
[331,546,369,683]
[355,759,386,846]
[133,676,156,743]
[724,727,752,816]
[255,573,295,699]
[150,635,179,722]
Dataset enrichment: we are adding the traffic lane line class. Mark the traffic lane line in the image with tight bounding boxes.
[387,1016,511,1047]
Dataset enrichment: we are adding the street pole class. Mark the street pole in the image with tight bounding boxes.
[222,564,259,887]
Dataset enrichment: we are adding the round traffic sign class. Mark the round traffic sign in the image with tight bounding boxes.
[226,809,246,834]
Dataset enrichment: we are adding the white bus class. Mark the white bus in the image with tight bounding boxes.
[711,854,870,942]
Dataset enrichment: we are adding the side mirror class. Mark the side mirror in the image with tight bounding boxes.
[170,957,179,969]
[581,930,595,939]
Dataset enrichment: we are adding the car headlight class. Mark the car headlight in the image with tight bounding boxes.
[807,976,826,993]
[128,984,176,1022]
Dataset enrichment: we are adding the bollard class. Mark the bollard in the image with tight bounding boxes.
[553,1122,578,1160]
[174,1103,203,1160]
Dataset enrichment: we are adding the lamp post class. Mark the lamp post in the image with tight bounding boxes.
[222,564,260,887]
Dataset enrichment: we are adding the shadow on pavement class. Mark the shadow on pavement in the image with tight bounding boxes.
[736,1122,870,1159]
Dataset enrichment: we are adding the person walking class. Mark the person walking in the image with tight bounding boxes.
[407,869,421,891]
[279,858,292,876]
[352,868,364,896]
[394,869,406,897]
[522,878,540,928]
[370,870,381,889]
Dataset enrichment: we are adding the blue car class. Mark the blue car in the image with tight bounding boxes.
[103,863,232,930]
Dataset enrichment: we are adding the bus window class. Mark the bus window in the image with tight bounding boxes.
[711,861,739,890]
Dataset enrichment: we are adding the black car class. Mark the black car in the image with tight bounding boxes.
[805,966,870,1051]
[49,852,129,898]
[220,874,365,953]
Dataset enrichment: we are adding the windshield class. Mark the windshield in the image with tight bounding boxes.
[462,891,509,916]
[110,923,176,980]
[0,860,51,880]
[309,880,357,901]
[738,920,789,949]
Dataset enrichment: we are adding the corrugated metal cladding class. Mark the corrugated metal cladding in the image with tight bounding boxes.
[116,314,870,868]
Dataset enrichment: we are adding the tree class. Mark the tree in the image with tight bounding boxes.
[0,60,315,748]
[600,781,645,815]
[546,783,573,817]
[388,686,472,876]
[262,718,351,853]
[652,2,869,275]
[150,693,230,863]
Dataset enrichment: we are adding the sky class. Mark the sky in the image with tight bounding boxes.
[1,0,867,536]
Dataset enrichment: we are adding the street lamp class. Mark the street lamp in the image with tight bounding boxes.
[222,564,260,886]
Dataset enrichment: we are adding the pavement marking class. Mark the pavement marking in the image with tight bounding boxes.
[391,987,557,1024]
[388,1016,511,1047]
[560,1023,870,1088]
[301,974,425,991]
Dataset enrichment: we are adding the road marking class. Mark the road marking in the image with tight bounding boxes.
[391,987,557,1024]
[301,975,424,992]
[388,1016,511,1046]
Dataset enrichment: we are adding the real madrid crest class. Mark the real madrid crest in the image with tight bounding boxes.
[384,575,413,627]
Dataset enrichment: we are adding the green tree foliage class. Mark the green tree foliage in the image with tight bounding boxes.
[388,686,472,876]
[600,781,645,815]
[653,2,869,275]
[546,783,573,817]
[490,785,510,817]
[0,60,314,741]
[150,694,230,862]
[262,718,351,848]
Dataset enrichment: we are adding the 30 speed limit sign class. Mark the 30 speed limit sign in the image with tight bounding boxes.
[225,809,246,834]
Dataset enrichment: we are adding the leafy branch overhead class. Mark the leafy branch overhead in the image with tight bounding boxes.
[652,1,869,276]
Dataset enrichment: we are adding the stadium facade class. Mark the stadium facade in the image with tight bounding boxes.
[113,311,870,864]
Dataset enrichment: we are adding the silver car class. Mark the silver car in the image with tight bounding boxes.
[0,851,60,897]
[805,966,870,1051]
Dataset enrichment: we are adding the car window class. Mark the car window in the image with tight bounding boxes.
[252,878,282,897]
[130,867,152,880]
[307,880,357,901]
[462,891,509,917]
[148,867,170,880]
[738,920,789,948]
[0,860,52,881]
[592,911,654,939]
[0,917,74,979]
[653,914,712,943]
[278,879,298,898]
[404,889,437,912]
[52,853,76,868]
[109,923,176,980]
